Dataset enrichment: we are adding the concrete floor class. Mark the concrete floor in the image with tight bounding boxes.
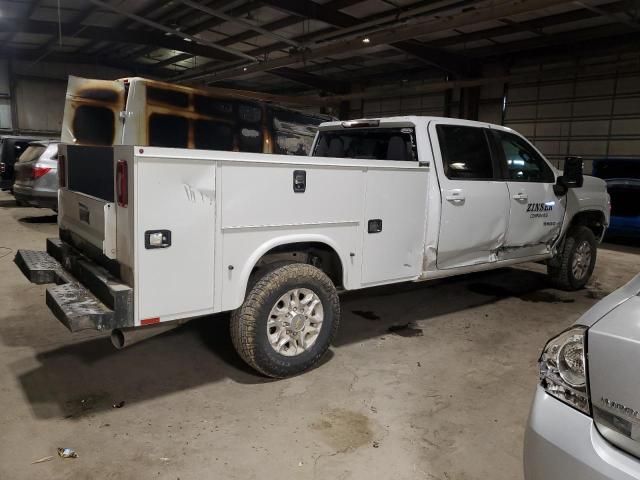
[1,189,639,480]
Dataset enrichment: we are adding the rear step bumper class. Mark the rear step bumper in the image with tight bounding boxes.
[14,238,133,332]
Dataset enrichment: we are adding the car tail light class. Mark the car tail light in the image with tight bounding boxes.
[32,166,52,180]
[58,154,66,188]
[539,326,590,415]
[116,159,128,207]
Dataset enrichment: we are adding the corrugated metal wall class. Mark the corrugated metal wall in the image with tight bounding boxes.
[353,91,447,119]
[504,58,640,173]
[15,77,66,134]
[350,58,640,174]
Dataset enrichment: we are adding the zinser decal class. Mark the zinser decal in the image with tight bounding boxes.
[526,203,553,212]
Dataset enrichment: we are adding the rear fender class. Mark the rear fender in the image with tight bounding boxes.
[230,234,349,311]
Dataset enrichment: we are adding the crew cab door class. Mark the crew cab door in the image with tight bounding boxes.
[429,122,509,269]
[489,129,566,257]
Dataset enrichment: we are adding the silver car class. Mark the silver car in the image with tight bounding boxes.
[525,273,640,479]
[13,141,59,211]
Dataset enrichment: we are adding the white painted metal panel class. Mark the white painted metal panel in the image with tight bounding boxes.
[361,168,428,285]
[136,156,216,322]
[58,188,116,257]
[218,160,364,310]
[219,162,363,229]
[502,182,566,257]
[113,145,136,285]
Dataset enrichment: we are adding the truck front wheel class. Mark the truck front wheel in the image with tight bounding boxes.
[230,263,340,378]
[548,226,597,291]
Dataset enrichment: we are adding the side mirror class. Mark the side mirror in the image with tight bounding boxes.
[554,156,584,195]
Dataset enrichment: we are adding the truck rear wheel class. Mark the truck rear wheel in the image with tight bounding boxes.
[548,226,597,291]
[230,263,340,378]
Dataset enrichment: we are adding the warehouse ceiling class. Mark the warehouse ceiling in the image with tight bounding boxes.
[2,0,640,98]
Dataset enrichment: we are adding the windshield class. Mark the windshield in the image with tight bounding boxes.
[313,127,417,161]
[17,145,46,163]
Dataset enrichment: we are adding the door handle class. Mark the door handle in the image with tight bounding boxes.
[445,189,465,202]
[512,192,528,201]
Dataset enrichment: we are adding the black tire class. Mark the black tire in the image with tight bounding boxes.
[548,226,597,291]
[230,263,340,378]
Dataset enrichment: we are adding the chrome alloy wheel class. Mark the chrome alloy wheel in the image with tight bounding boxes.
[267,288,324,356]
[572,240,592,280]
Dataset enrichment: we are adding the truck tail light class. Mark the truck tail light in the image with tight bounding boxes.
[32,166,51,180]
[0,162,5,174]
[116,159,128,207]
[58,155,66,188]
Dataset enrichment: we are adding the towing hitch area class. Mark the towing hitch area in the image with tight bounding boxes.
[14,238,133,332]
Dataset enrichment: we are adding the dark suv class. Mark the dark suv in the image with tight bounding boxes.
[0,136,41,191]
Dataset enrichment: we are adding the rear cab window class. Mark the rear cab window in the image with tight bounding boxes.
[313,127,418,161]
[436,124,495,179]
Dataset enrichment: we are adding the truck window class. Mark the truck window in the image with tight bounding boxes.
[194,120,233,151]
[73,105,116,146]
[270,107,321,156]
[238,104,262,124]
[493,130,554,183]
[149,114,188,148]
[147,86,189,108]
[238,127,263,152]
[436,125,493,180]
[313,128,417,161]
[194,95,234,117]
[13,141,30,161]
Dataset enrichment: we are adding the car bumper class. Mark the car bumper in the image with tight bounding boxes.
[13,185,58,210]
[524,386,640,480]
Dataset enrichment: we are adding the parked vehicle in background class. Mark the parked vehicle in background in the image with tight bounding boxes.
[13,141,59,211]
[15,116,610,378]
[62,76,332,155]
[524,273,640,480]
[0,136,41,191]
[592,158,640,239]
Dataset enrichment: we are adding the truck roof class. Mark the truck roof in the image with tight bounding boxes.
[318,116,517,133]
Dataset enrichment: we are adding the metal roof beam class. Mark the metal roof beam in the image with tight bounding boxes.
[87,0,257,61]
[0,19,242,62]
[270,67,350,93]
[176,0,568,82]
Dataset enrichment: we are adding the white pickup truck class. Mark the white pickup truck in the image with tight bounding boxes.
[15,116,609,377]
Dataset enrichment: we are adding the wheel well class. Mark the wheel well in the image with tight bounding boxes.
[251,242,344,289]
[569,210,606,239]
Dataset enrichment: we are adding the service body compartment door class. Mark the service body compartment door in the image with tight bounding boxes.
[135,155,216,323]
[429,122,509,269]
[361,166,428,285]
